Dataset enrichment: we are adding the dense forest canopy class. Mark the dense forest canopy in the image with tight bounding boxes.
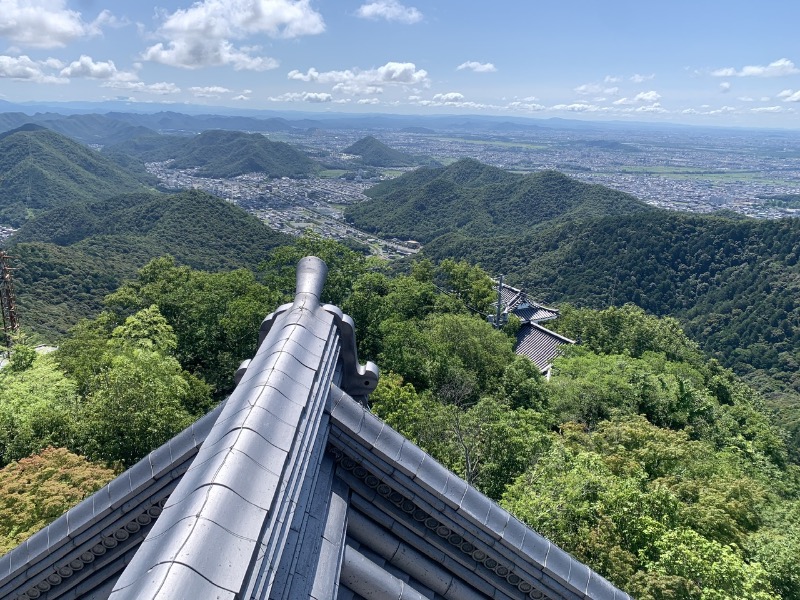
[0,237,798,599]
[0,126,148,226]
[346,159,800,453]
[7,189,290,337]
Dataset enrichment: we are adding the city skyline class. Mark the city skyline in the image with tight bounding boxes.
[2,1,800,128]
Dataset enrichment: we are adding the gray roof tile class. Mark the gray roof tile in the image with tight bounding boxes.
[543,543,573,582]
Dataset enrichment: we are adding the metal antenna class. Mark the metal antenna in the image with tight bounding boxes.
[494,274,503,328]
[0,251,20,352]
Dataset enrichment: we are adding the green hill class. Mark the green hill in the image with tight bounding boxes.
[346,158,800,438]
[0,125,148,226]
[343,135,420,167]
[346,158,652,242]
[169,130,319,178]
[8,189,290,338]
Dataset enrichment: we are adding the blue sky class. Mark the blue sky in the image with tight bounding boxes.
[2,0,800,127]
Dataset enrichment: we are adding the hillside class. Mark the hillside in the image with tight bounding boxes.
[346,158,652,242]
[8,189,290,338]
[0,125,148,226]
[347,160,800,441]
[170,130,318,178]
[343,135,420,167]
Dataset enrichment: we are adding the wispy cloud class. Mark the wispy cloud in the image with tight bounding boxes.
[457,61,496,73]
[287,61,429,95]
[268,91,332,102]
[356,1,422,24]
[712,58,799,77]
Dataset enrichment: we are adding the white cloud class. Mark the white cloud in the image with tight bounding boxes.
[719,81,731,93]
[102,80,181,95]
[551,103,602,112]
[268,91,332,102]
[143,39,279,71]
[0,53,66,82]
[751,106,784,113]
[635,90,661,103]
[575,83,620,96]
[456,61,496,73]
[144,0,323,70]
[357,97,380,104]
[59,55,136,81]
[507,100,545,112]
[630,73,655,83]
[711,58,799,77]
[287,67,319,81]
[707,105,736,115]
[0,0,114,48]
[635,103,667,113]
[778,89,800,102]
[433,92,464,102]
[287,61,428,95]
[190,85,232,97]
[613,97,633,105]
[232,94,250,100]
[604,75,622,83]
[356,0,422,24]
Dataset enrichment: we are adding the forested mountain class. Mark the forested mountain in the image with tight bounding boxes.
[104,129,320,179]
[7,190,290,337]
[0,125,147,226]
[168,129,319,177]
[343,135,422,167]
[346,160,800,441]
[346,158,652,242]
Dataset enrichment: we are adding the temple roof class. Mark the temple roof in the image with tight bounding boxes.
[0,257,625,600]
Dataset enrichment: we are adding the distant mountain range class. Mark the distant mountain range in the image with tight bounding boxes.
[0,125,148,227]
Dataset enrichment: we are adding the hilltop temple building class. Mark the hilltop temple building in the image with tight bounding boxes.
[496,283,575,379]
[0,258,625,600]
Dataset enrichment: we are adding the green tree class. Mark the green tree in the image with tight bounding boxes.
[0,447,115,553]
[105,257,278,397]
[0,354,79,465]
[437,258,496,315]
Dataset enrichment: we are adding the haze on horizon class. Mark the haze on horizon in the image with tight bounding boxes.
[1,0,800,129]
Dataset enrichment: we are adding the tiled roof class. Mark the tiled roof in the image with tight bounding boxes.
[0,257,625,600]
[516,323,576,372]
[497,283,560,323]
